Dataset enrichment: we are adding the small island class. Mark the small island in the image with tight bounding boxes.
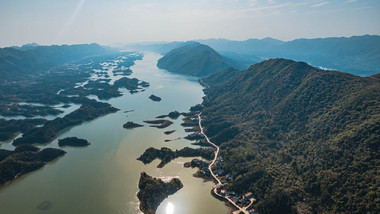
[167,111,181,119]
[137,147,214,168]
[155,111,181,120]
[143,120,173,129]
[164,137,181,142]
[137,172,183,214]
[58,137,91,147]
[164,130,175,135]
[114,77,150,93]
[123,121,144,129]
[148,94,162,102]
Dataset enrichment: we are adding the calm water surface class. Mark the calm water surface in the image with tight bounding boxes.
[0,52,230,214]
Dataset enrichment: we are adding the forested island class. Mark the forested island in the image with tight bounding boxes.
[137,172,183,214]
[148,95,161,102]
[143,120,173,129]
[58,137,91,147]
[123,121,144,129]
[137,147,214,168]
[163,130,175,135]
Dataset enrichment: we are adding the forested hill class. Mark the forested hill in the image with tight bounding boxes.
[157,43,242,77]
[200,58,380,213]
[0,43,110,77]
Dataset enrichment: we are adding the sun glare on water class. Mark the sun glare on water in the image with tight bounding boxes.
[166,202,174,214]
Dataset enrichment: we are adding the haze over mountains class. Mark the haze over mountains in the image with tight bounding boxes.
[129,35,380,76]
[198,35,380,76]
[0,43,111,78]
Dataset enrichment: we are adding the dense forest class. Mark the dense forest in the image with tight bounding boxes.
[137,172,183,214]
[200,59,380,213]
[157,43,243,77]
[0,146,66,186]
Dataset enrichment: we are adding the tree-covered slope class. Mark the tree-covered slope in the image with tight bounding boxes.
[200,58,380,213]
[157,43,242,77]
[202,67,241,86]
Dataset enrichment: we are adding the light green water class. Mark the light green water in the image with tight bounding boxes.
[0,52,230,214]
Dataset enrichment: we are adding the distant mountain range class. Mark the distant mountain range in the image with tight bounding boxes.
[120,35,380,76]
[120,41,198,55]
[200,58,380,213]
[0,43,112,78]
[157,43,243,77]
[196,35,380,76]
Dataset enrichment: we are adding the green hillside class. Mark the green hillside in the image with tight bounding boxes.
[202,67,241,86]
[157,43,243,77]
[200,58,380,213]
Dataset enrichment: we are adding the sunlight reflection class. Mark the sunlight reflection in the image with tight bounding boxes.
[166,202,174,214]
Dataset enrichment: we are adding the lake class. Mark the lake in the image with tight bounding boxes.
[0,52,230,214]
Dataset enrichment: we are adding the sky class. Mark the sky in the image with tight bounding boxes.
[0,0,379,47]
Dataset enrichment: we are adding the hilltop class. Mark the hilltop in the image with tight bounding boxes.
[157,43,243,77]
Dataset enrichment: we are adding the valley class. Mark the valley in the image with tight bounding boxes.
[0,36,379,214]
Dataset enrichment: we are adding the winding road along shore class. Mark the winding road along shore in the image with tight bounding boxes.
[198,113,254,214]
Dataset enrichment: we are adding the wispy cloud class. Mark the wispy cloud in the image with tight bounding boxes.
[240,3,290,13]
[346,0,358,3]
[312,1,329,8]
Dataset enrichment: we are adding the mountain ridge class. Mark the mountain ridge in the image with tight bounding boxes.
[196,35,380,76]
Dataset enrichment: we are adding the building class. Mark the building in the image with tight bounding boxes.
[244,192,254,199]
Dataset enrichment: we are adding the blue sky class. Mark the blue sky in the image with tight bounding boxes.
[0,0,379,46]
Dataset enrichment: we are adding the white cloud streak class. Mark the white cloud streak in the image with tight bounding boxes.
[312,1,329,8]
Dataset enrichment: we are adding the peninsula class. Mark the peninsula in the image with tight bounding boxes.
[143,120,173,129]
[0,147,66,187]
